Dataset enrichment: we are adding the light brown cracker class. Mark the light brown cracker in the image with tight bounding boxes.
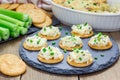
[59,41,83,51]
[7,4,20,10]
[0,4,10,9]
[37,54,64,64]
[88,41,112,50]
[71,31,94,38]
[16,3,35,12]
[23,42,47,51]
[25,9,46,24]
[67,56,93,67]
[0,54,27,76]
[38,33,61,40]
[34,16,52,28]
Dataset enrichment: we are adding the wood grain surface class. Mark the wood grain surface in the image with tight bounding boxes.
[0,32,120,80]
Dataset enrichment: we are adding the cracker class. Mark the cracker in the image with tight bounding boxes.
[0,4,10,9]
[33,16,52,28]
[67,56,93,67]
[0,54,27,76]
[59,41,83,51]
[7,4,20,10]
[37,54,64,64]
[16,3,36,12]
[71,31,94,38]
[39,9,53,18]
[38,33,61,40]
[88,41,112,50]
[23,42,47,51]
[25,9,46,24]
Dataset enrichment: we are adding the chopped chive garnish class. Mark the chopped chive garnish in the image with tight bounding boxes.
[73,48,76,51]
[78,48,82,50]
[79,57,82,61]
[63,49,67,53]
[49,26,52,29]
[43,48,46,53]
[36,33,38,36]
[52,42,56,45]
[44,28,46,31]
[65,31,68,35]
[37,40,40,44]
[100,54,104,57]
[59,27,62,31]
[81,51,84,54]
[71,7,74,9]
[71,34,75,37]
[84,22,88,26]
[94,57,98,60]
[76,50,79,53]
[30,40,33,43]
[93,3,97,6]
[50,52,54,56]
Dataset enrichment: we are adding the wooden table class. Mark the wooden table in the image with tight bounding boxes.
[0,32,120,80]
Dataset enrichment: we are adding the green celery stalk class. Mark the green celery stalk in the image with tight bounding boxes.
[0,35,1,41]
[0,27,9,41]
[10,28,20,38]
[24,17,32,28]
[19,27,28,35]
[0,8,29,21]
[0,19,18,31]
[0,14,25,26]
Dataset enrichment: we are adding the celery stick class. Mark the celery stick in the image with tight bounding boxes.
[0,27,9,41]
[0,8,29,21]
[0,19,18,31]
[10,28,20,38]
[0,14,25,26]
[19,27,28,35]
[24,17,32,28]
[0,35,1,41]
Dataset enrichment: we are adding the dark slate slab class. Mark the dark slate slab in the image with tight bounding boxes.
[19,25,120,75]
[0,16,61,44]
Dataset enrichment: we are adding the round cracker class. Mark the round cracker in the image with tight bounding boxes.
[0,54,27,76]
[0,4,10,9]
[88,41,112,50]
[25,9,46,24]
[23,42,47,51]
[71,31,94,38]
[39,9,53,18]
[67,56,93,67]
[16,3,35,12]
[59,41,83,51]
[38,33,61,40]
[7,4,20,10]
[37,54,64,64]
[34,16,52,28]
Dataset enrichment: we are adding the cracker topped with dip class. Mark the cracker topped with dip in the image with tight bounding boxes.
[67,49,93,67]
[71,23,94,38]
[38,46,64,64]
[88,32,112,50]
[23,35,47,51]
[59,35,83,50]
[38,26,61,40]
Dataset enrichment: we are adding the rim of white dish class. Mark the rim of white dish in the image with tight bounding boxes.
[51,1,120,16]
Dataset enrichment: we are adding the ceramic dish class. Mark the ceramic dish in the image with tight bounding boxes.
[51,0,120,32]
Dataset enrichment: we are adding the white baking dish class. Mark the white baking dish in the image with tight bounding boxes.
[51,0,120,32]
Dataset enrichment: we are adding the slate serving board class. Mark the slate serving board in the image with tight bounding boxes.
[19,25,120,75]
[0,16,61,44]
